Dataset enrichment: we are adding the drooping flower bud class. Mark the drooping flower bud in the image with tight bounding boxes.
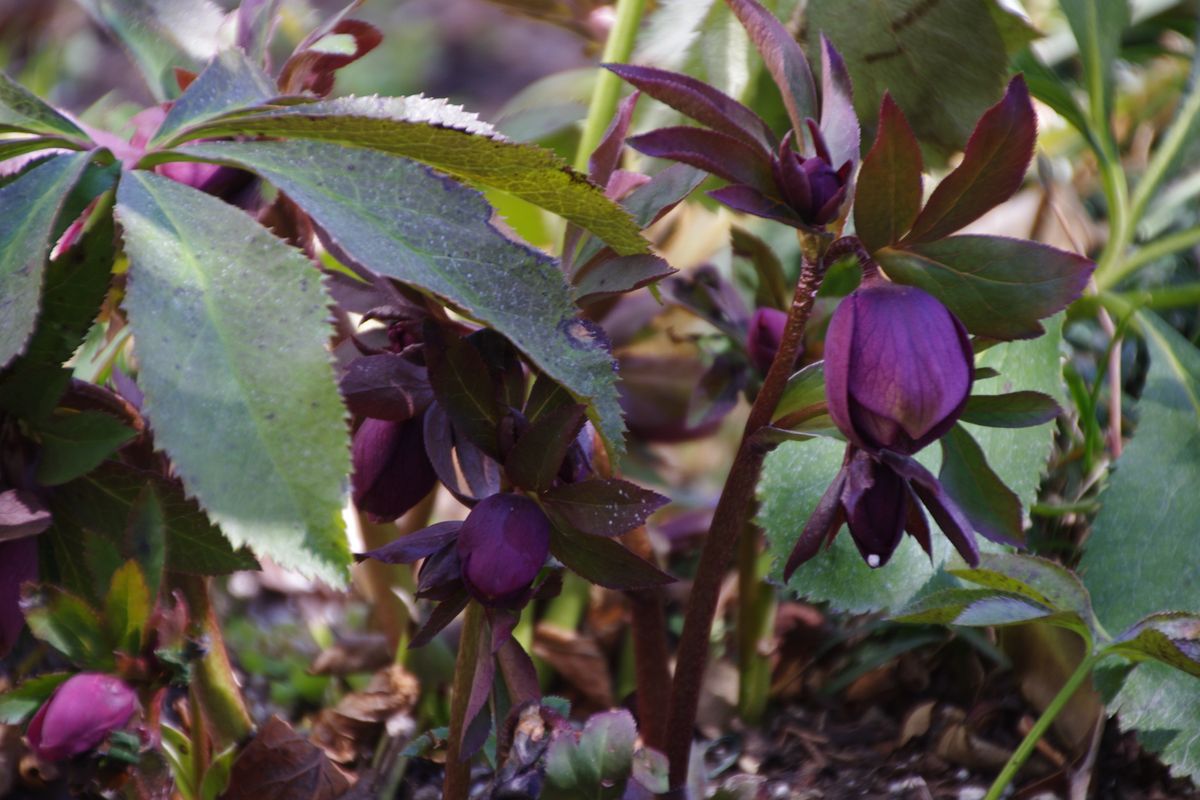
[351,417,437,522]
[746,307,788,375]
[770,125,850,227]
[823,277,973,455]
[26,673,137,761]
[456,494,551,607]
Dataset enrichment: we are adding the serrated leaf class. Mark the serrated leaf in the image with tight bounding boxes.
[115,171,350,584]
[903,76,1035,243]
[541,479,669,538]
[1081,312,1200,780]
[178,140,626,456]
[51,462,256,577]
[0,72,88,139]
[949,552,1093,633]
[724,0,817,138]
[1110,613,1200,679]
[572,254,675,306]
[0,151,93,368]
[106,560,150,654]
[165,96,648,256]
[893,587,1059,628]
[543,709,638,800]
[74,0,226,102]
[877,236,1092,340]
[34,410,137,486]
[151,50,277,146]
[549,526,674,591]
[807,0,1013,159]
[21,584,113,669]
[854,94,922,253]
[938,425,1022,546]
[0,673,70,725]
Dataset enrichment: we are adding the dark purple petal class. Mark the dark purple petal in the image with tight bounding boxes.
[356,521,462,565]
[784,464,848,580]
[351,416,438,522]
[0,489,52,543]
[840,450,908,568]
[628,127,775,192]
[26,673,137,761]
[603,63,776,153]
[340,353,432,422]
[707,185,804,227]
[880,451,980,567]
[456,494,551,607]
[822,283,860,448]
[904,485,932,559]
[746,307,789,374]
[416,542,463,600]
[0,537,37,656]
[410,590,469,648]
[590,91,640,188]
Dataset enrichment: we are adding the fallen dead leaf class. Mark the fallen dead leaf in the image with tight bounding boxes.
[224,716,351,800]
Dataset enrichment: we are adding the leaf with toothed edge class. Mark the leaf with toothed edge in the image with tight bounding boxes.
[175,139,627,457]
[0,72,88,139]
[158,95,648,257]
[818,34,860,172]
[115,171,351,585]
[854,94,922,254]
[723,0,818,138]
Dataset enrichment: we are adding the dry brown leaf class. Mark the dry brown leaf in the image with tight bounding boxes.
[223,716,350,800]
[533,622,613,709]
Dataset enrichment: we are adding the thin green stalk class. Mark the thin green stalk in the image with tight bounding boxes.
[1120,281,1200,309]
[736,519,774,724]
[984,653,1101,800]
[444,601,484,800]
[1128,79,1200,230]
[1101,225,1200,289]
[572,0,648,172]
[1093,144,1133,290]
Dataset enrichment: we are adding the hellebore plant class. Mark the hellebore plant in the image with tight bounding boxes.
[26,673,138,762]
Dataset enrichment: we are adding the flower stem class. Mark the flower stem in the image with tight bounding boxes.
[444,600,484,800]
[664,242,830,787]
[573,0,647,172]
[983,653,1101,800]
[736,518,774,724]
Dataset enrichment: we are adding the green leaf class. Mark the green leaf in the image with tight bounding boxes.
[74,0,225,102]
[22,584,113,669]
[105,560,151,654]
[807,0,1013,159]
[549,526,674,591]
[0,151,94,368]
[40,518,105,601]
[540,479,668,538]
[1059,0,1128,127]
[949,552,1094,636]
[0,72,88,139]
[893,587,1061,628]
[150,50,277,146]
[0,673,70,724]
[424,328,503,458]
[34,411,137,486]
[165,96,648,256]
[179,140,626,456]
[543,709,638,800]
[128,484,167,599]
[1081,311,1200,780]
[115,171,350,584]
[854,94,923,253]
[50,462,255,577]
[199,744,237,800]
[877,236,1092,340]
[506,403,587,492]
[772,361,826,425]
[960,391,1061,429]
[1109,613,1200,679]
[938,425,1023,547]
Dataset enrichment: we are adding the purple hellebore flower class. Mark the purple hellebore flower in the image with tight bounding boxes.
[351,416,438,522]
[746,307,788,375]
[767,124,852,227]
[26,673,137,761]
[785,277,980,574]
[456,494,551,607]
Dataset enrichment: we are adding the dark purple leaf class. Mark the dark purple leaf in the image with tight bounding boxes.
[0,537,37,656]
[622,163,708,228]
[410,589,469,648]
[425,326,502,457]
[818,35,859,171]
[707,185,803,228]
[876,235,1094,340]
[666,264,750,340]
[853,93,923,253]
[548,526,674,590]
[542,479,669,538]
[904,76,1036,244]
[467,329,526,411]
[590,91,640,188]
[506,403,588,492]
[464,614,496,755]
[278,19,382,96]
[524,374,575,425]
[960,391,1062,428]
[686,354,747,429]
[572,254,676,306]
[603,64,775,153]
[223,716,350,800]
[0,489,52,542]
[724,0,818,137]
[784,465,847,580]
[423,402,503,503]
[340,353,431,421]
[497,637,541,706]
[627,128,774,192]
[356,521,462,565]
[938,425,1023,546]
[416,542,462,600]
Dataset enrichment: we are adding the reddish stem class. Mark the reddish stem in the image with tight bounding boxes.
[663,240,832,787]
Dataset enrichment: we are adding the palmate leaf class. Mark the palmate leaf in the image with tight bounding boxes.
[115,171,351,585]
[0,151,94,369]
[176,140,627,455]
[1081,311,1200,780]
[160,95,648,257]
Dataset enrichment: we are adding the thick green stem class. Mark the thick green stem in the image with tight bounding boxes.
[1099,225,1200,290]
[444,601,484,800]
[665,241,830,787]
[572,0,648,172]
[984,653,1101,800]
[736,519,774,724]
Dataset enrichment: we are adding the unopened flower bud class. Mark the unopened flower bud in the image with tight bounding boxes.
[352,417,437,522]
[456,494,550,607]
[26,673,137,761]
[824,277,972,455]
[746,307,788,374]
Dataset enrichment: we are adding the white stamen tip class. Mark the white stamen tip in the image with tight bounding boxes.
[867,554,881,568]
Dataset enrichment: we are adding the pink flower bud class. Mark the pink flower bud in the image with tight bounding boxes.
[26,673,137,761]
